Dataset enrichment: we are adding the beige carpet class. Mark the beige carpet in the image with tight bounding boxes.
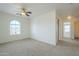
[0,38,79,56]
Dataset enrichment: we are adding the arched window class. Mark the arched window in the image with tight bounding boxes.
[10,20,21,35]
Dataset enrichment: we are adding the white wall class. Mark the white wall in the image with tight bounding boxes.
[0,11,30,43]
[31,10,57,45]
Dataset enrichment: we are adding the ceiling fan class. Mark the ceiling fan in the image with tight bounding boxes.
[16,8,32,16]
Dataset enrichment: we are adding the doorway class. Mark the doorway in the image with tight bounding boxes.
[74,21,79,40]
[63,21,71,39]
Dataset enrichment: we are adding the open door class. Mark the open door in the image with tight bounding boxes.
[56,18,60,44]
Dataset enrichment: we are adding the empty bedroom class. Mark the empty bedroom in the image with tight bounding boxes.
[0,3,79,56]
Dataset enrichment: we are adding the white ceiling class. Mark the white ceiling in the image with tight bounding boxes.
[0,3,79,19]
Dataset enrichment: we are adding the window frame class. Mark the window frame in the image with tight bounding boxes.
[10,20,21,35]
[64,22,71,33]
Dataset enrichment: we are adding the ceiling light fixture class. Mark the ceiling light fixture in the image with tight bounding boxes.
[67,16,72,19]
[16,8,32,16]
[21,12,26,16]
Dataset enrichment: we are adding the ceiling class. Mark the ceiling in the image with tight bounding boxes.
[0,3,79,19]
